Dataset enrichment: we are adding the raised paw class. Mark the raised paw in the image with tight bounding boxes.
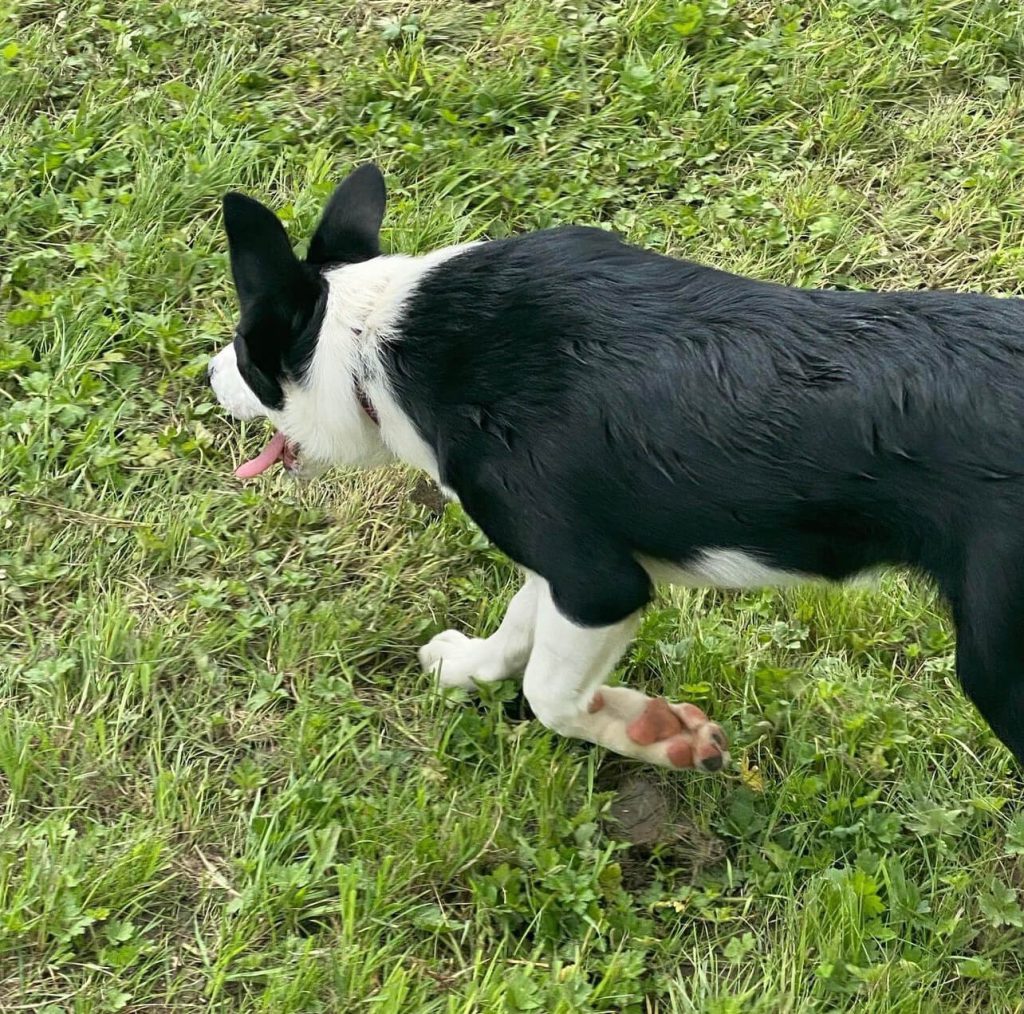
[418,629,520,690]
[590,690,729,772]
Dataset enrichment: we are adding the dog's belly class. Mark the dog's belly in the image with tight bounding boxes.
[639,550,814,590]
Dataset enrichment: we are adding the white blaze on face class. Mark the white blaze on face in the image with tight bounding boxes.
[208,343,265,420]
[208,342,299,478]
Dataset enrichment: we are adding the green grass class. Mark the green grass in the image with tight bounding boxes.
[3,0,1024,1010]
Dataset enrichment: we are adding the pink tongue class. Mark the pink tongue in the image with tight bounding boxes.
[235,430,287,479]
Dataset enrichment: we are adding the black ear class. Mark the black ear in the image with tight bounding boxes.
[222,192,308,311]
[306,163,386,267]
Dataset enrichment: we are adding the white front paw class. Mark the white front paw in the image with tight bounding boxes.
[418,629,514,690]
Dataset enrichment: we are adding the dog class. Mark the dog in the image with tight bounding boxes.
[208,162,1024,772]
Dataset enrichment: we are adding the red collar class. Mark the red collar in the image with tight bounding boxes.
[355,380,379,425]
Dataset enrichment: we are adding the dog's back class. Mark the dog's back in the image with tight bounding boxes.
[390,227,1024,586]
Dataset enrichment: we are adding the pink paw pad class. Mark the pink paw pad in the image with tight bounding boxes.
[626,697,728,771]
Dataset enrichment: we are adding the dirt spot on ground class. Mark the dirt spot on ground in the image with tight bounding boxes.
[599,766,727,891]
[409,476,447,518]
[607,774,672,846]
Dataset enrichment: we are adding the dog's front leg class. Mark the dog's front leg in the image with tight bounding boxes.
[523,582,729,771]
[419,573,540,689]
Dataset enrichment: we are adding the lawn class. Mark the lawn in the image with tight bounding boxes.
[3,1,1024,1010]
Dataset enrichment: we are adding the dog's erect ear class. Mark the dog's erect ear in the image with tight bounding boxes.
[306,163,386,267]
[222,192,308,311]
[222,192,321,409]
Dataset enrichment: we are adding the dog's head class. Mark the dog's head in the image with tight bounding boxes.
[208,163,394,477]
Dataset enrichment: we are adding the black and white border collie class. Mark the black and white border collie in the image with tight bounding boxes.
[209,163,1024,772]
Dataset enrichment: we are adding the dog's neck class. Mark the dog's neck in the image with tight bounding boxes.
[355,377,379,425]
[348,325,379,426]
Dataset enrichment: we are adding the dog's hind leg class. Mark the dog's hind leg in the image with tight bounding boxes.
[949,541,1024,767]
[420,572,540,689]
[521,578,729,771]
